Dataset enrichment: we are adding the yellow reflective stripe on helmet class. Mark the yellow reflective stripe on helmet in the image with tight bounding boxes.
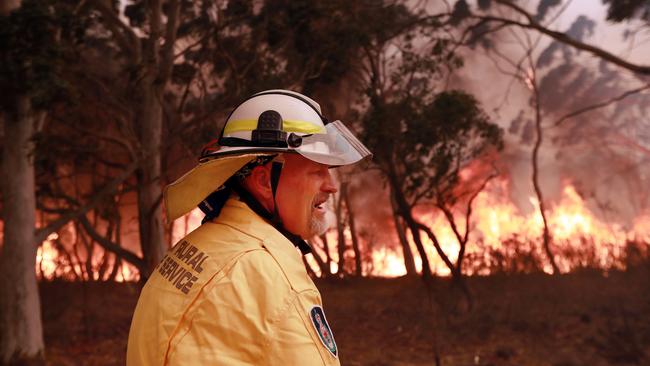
[224,119,326,135]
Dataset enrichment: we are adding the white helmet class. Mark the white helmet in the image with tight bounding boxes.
[164,89,371,222]
[201,89,371,166]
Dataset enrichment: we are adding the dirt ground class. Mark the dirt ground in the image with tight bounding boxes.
[40,267,650,366]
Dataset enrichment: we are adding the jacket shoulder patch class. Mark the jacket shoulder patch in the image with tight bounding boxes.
[309,305,338,358]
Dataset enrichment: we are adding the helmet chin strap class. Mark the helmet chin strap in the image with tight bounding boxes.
[269,161,284,224]
[230,161,312,255]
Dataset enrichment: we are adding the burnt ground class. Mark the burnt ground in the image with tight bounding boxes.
[40,267,650,366]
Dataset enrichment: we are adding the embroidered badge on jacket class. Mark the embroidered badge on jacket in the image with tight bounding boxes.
[309,305,337,357]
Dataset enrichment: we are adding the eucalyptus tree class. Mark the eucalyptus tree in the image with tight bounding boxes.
[0,0,81,361]
[350,3,504,281]
[363,87,503,281]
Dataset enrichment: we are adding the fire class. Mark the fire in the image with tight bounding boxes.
[633,214,650,242]
[169,182,649,277]
[33,180,650,280]
[114,263,139,282]
[36,226,140,282]
[36,233,60,278]
[368,248,409,277]
[34,207,205,282]
[399,180,649,276]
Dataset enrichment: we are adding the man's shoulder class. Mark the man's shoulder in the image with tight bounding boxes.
[231,248,288,281]
[173,223,293,284]
[187,220,263,245]
[177,221,264,259]
[172,218,314,294]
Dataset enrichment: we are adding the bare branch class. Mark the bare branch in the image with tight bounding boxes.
[415,221,455,272]
[437,202,464,247]
[52,116,136,159]
[78,215,147,274]
[34,158,140,243]
[526,52,560,274]
[471,0,650,74]
[463,170,498,244]
[553,83,650,126]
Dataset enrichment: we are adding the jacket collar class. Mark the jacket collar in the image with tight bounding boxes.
[215,198,316,292]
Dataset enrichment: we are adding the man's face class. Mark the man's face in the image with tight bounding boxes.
[275,154,337,238]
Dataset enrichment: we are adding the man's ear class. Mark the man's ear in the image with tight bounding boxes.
[246,165,273,200]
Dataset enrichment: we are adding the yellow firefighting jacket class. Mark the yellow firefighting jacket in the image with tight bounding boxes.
[127,198,340,366]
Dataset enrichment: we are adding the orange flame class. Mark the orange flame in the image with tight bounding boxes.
[36,226,140,282]
[391,179,650,276]
[34,181,650,279]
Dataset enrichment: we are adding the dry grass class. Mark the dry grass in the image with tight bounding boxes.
[40,267,650,365]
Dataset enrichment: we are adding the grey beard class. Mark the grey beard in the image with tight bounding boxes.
[308,210,333,237]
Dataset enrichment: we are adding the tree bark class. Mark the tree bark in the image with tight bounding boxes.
[0,96,45,363]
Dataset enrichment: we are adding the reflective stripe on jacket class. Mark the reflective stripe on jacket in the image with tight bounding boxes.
[127,198,340,366]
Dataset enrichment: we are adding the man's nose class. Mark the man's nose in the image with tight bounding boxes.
[321,170,338,194]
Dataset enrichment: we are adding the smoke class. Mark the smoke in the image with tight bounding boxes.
[447,3,650,234]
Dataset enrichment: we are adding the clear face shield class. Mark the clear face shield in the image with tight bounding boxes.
[287,120,372,166]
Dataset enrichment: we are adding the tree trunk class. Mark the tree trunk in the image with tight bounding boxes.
[108,256,121,282]
[391,197,417,276]
[438,204,470,285]
[403,215,433,279]
[532,86,560,275]
[342,185,363,277]
[131,0,179,279]
[319,234,332,274]
[302,255,318,278]
[335,184,347,277]
[0,96,45,363]
[107,208,123,282]
[306,243,328,278]
[387,168,432,279]
[136,84,166,278]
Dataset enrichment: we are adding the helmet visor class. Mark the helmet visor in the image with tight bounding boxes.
[291,120,372,166]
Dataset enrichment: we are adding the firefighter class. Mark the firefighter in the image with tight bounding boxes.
[127,90,372,365]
